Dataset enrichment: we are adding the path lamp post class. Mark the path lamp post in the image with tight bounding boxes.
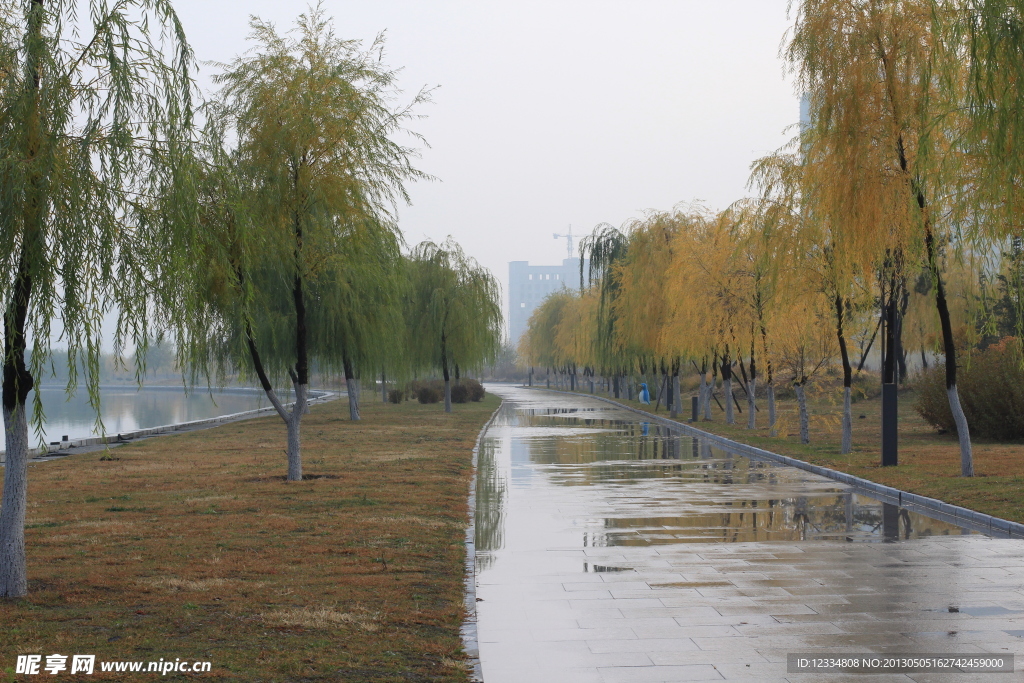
[880,275,900,467]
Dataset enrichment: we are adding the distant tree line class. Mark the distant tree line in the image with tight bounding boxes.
[522,0,1024,484]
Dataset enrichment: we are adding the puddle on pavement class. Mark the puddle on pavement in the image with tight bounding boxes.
[476,388,978,569]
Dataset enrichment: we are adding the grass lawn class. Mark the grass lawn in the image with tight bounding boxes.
[0,393,499,682]
[547,381,1024,525]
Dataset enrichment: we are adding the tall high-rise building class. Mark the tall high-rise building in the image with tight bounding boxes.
[508,258,586,346]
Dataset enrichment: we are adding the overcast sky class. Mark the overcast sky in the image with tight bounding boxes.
[173,0,800,336]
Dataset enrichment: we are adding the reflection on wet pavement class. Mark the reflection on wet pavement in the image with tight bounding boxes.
[475,387,1024,682]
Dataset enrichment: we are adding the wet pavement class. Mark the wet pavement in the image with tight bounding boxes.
[474,387,1024,682]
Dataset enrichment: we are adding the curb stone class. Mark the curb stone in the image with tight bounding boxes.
[463,398,503,683]
[528,387,1024,540]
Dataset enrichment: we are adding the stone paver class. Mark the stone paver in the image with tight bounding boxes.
[475,387,1024,682]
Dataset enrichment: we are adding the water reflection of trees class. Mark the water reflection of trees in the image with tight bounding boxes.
[580,492,965,546]
[474,439,506,571]
[513,410,969,545]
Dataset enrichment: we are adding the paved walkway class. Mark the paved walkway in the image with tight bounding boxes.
[475,387,1024,682]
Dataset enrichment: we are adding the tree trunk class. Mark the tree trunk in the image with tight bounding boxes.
[671,370,681,420]
[704,372,715,421]
[722,355,734,424]
[948,385,972,475]
[747,377,756,429]
[767,384,777,437]
[895,122,971,473]
[347,376,360,421]
[1,0,44,599]
[344,357,360,421]
[441,336,452,413]
[795,382,809,444]
[925,225,973,476]
[842,386,852,455]
[286,383,307,481]
[698,370,708,420]
[836,294,853,454]
[0,404,29,598]
[1,231,33,603]
[381,371,387,404]
[724,377,734,423]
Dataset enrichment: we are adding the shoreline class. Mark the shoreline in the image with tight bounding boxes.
[0,388,337,463]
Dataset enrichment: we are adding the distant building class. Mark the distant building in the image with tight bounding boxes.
[508,258,586,346]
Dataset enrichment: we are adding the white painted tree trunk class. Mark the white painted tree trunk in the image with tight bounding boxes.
[704,375,714,421]
[795,384,809,444]
[947,384,974,477]
[347,376,360,421]
[671,374,681,419]
[747,378,756,430]
[262,382,306,482]
[724,378,734,424]
[287,383,307,481]
[0,404,29,597]
[841,386,852,454]
[444,379,452,413]
[697,373,707,419]
[767,384,777,437]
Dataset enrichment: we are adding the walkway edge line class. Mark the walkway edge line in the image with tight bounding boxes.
[1,390,336,462]
[462,399,503,683]
[531,387,1024,540]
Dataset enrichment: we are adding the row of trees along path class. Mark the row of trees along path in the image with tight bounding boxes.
[0,4,501,599]
[521,0,1024,486]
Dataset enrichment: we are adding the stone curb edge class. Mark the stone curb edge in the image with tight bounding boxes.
[530,387,1024,541]
[462,399,503,683]
[1,390,336,462]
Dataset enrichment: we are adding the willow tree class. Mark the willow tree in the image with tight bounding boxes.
[168,9,425,480]
[323,221,404,421]
[580,224,630,395]
[614,210,692,417]
[943,1,1024,346]
[788,0,977,474]
[0,0,195,599]
[406,239,502,412]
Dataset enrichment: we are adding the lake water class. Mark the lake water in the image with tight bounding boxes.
[25,385,279,444]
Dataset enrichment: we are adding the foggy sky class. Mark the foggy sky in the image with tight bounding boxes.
[175,1,800,340]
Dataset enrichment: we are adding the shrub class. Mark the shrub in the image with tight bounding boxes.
[465,378,485,401]
[387,389,403,404]
[915,337,1024,440]
[450,384,469,403]
[416,386,441,404]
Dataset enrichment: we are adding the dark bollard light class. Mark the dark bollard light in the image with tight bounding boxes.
[881,383,898,466]
[691,396,698,423]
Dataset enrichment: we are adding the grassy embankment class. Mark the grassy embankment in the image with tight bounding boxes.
[544,379,1024,524]
[0,394,499,682]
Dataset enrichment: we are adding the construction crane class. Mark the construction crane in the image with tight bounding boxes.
[553,226,575,259]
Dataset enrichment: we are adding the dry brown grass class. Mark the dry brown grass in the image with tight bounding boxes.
[0,394,499,682]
